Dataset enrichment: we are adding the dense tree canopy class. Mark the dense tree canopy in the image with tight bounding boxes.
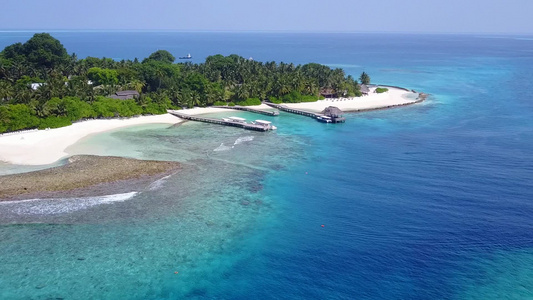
[87,67,118,86]
[144,50,175,64]
[1,33,69,72]
[0,33,367,133]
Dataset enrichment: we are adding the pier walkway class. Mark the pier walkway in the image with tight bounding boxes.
[168,111,275,131]
[212,105,279,116]
[263,102,319,118]
[263,102,346,123]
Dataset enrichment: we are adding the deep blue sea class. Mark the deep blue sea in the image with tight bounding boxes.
[0,32,532,299]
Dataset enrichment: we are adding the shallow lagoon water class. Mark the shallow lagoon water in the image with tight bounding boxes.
[1,33,533,299]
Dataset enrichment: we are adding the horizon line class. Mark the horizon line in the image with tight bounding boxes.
[0,29,532,36]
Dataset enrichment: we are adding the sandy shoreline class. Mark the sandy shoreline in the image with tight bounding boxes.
[0,107,235,165]
[0,89,420,166]
[282,87,421,112]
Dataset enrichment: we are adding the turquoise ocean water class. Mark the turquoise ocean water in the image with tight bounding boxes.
[0,32,532,299]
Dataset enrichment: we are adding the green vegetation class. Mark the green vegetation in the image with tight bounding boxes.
[0,33,368,133]
[268,91,325,104]
[375,87,389,93]
[236,98,262,106]
[213,100,227,106]
[144,50,175,64]
[87,67,118,86]
[359,72,370,85]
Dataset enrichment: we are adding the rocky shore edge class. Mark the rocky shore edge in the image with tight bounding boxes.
[0,155,180,201]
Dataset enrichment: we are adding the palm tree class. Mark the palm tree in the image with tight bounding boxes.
[155,68,165,90]
[128,80,145,93]
[234,85,250,101]
[359,72,370,85]
[190,91,202,107]
[0,81,14,103]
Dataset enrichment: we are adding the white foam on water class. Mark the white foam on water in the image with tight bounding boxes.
[0,192,138,215]
[214,143,232,152]
[234,136,254,146]
[148,174,172,191]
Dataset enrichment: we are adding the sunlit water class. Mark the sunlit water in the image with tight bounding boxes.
[1,33,532,299]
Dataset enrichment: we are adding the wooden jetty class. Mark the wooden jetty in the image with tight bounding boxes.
[212,105,279,116]
[263,102,346,123]
[168,110,276,131]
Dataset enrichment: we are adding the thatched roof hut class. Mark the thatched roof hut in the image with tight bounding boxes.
[360,84,370,95]
[321,106,344,117]
[108,90,140,100]
[320,88,337,98]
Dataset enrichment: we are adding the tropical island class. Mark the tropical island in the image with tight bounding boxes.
[0,33,424,168]
[0,33,372,133]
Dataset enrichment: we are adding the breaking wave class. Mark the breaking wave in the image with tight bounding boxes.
[234,136,254,145]
[214,143,232,152]
[148,175,172,191]
[0,192,138,215]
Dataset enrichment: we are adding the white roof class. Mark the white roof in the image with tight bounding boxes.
[255,120,271,124]
[229,117,246,121]
[30,83,44,90]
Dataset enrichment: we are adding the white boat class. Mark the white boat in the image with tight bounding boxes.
[254,119,276,130]
[228,116,247,123]
[179,53,192,59]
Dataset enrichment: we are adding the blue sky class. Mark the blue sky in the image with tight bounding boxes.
[2,0,533,34]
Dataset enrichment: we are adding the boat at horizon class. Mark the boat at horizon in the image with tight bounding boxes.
[179,53,192,59]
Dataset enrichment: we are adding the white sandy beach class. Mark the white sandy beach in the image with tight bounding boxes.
[0,107,232,165]
[0,90,419,166]
[283,87,419,112]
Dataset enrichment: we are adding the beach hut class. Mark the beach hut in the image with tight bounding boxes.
[108,90,140,100]
[360,84,370,95]
[320,88,337,98]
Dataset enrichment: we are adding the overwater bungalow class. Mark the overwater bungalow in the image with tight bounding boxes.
[320,106,346,123]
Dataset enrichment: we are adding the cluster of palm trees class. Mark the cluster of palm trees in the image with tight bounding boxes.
[1,33,368,130]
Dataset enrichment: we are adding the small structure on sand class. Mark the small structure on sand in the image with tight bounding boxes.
[320,88,337,98]
[360,84,370,95]
[108,90,140,100]
[319,106,346,123]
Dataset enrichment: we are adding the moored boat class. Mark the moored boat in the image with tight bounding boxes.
[253,119,276,130]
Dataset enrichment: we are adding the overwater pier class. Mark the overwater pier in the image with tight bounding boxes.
[168,110,276,131]
[263,102,346,123]
[212,105,279,116]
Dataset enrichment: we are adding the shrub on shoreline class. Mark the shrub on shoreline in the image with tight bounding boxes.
[236,98,262,106]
